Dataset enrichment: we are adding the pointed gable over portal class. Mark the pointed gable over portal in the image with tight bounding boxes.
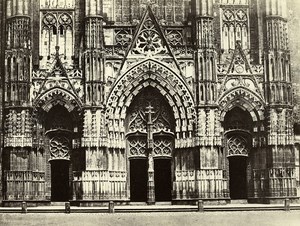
[218,41,265,105]
[227,41,252,75]
[120,5,181,74]
[33,46,83,111]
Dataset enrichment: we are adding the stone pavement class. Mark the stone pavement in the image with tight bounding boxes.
[1,202,300,213]
[0,211,300,226]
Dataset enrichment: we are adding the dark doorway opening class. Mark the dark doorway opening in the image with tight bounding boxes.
[130,159,148,202]
[51,160,70,201]
[154,159,172,201]
[229,156,248,199]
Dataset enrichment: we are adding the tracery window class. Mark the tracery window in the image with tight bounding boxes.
[126,87,175,158]
[165,29,183,46]
[115,29,133,47]
[106,0,189,24]
[220,0,248,4]
[221,7,249,50]
[40,12,73,64]
[40,0,75,9]
[132,17,167,55]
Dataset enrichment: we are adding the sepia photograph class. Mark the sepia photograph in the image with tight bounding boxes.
[0,0,300,225]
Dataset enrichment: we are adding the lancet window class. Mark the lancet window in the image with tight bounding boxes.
[221,7,249,50]
[40,12,73,63]
[40,0,75,9]
[103,0,190,24]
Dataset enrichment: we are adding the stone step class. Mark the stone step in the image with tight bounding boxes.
[230,199,248,204]
[154,202,172,205]
[1,203,300,213]
[128,202,148,206]
[128,202,172,205]
[50,202,67,206]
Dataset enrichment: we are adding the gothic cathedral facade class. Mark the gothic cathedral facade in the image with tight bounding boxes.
[0,0,299,206]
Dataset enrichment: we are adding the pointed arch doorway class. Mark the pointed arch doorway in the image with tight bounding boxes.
[126,87,175,203]
[224,107,253,200]
[45,105,73,202]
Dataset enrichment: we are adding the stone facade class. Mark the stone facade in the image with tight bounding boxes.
[0,0,299,205]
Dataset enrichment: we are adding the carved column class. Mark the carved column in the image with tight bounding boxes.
[3,0,35,201]
[146,104,155,204]
[0,0,4,203]
[263,0,296,202]
[81,0,111,200]
[192,0,224,199]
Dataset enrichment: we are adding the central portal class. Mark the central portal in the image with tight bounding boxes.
[126,87,175,202]
[51,160,70,201]
[154,159,172,201]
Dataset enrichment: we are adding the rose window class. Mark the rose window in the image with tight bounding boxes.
[50,136,69,158]
[133,19,167,55]
[135,30,161,54]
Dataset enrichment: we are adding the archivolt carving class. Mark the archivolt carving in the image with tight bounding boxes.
[219,87,265,122]
[34,87,82,113]
[106,59,195,148]
[107,60,194,126]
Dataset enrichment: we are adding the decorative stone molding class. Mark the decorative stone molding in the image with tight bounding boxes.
[34,87,82,113]
[106,59,195,148]
[218,87,265,122]
[50,136,70,160]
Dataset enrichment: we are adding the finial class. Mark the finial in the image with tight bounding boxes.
[55,46,60,56]
[141,0,157,8]
[235,40,242,49]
